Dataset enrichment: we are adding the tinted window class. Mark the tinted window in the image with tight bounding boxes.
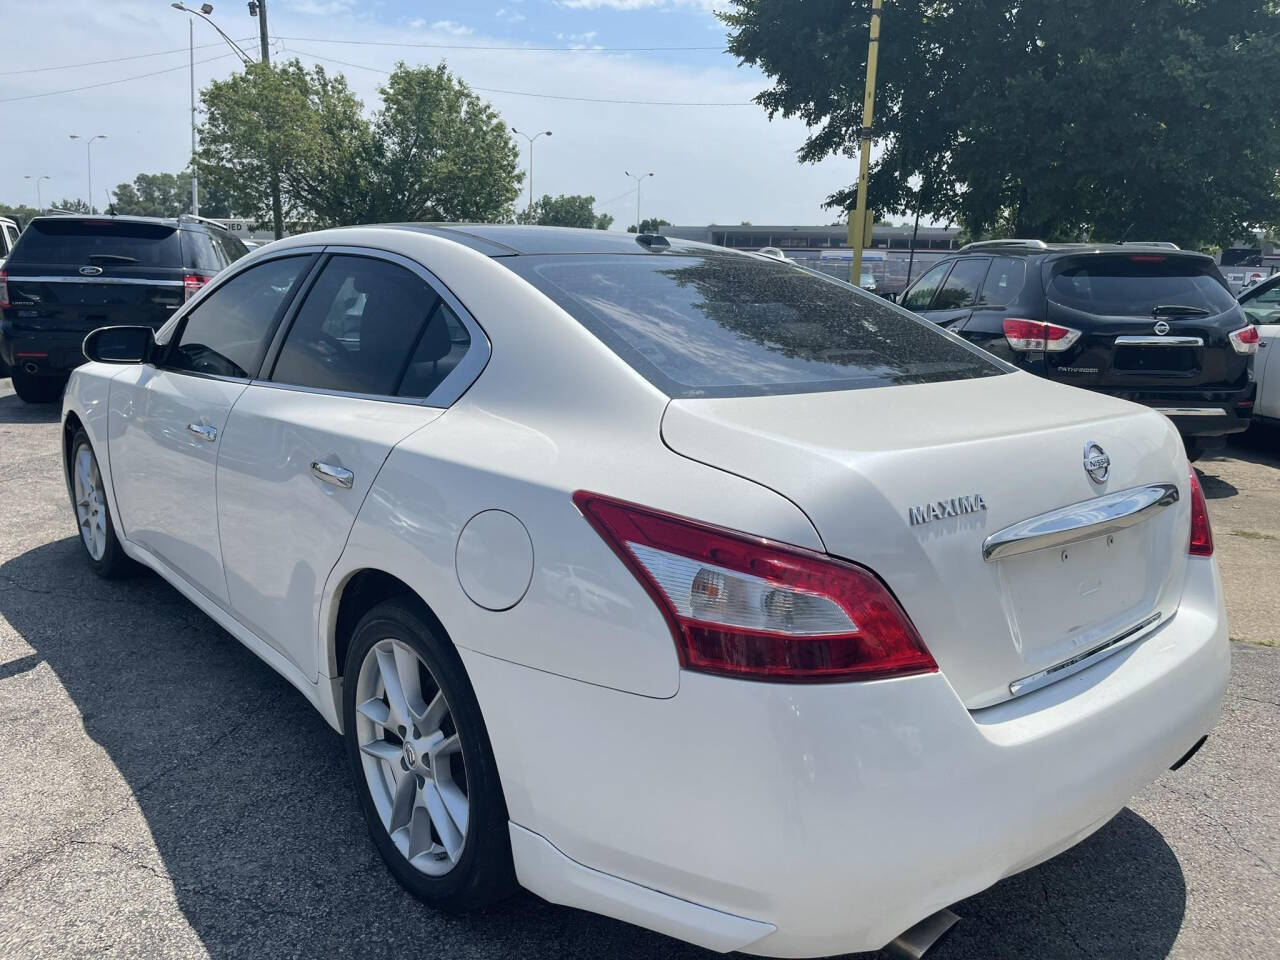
[9,219,180,267]
[978,256,1027,305]
[168,256,311,378]
[398,301,472,399]
[218,229,250,262]
[507,254,1004,399]
[271,255,439,396]
[183,230,224,272]
[1048,255,1238,316]
[932,258,989,310]
[901,261,951,311]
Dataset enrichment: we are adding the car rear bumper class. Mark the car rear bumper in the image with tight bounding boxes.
[463,555,1228,957]
[1095,383,1255,437]
[0,323,88,376]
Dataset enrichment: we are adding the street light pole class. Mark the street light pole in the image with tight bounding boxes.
[189,18,199,214]
[625,170,653,232]
[511,128,552,217]
[69,135,107,213]
[24,175,50,213]
[248,0,284,240]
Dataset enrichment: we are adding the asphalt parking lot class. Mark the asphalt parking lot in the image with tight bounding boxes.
[0,378,1277,960]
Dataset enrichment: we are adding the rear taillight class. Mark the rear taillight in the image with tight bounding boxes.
[0,270,9,309]
[1228,324,1259,355]
[1188,467,1213,557]
[1002,317,1081,352]
[573,491,937,683]
[183,273,213,302]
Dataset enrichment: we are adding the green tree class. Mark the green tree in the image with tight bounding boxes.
[50,198,91,214]
[723,1,1280,247]
[0,203,41,225]
[519,193,614,229]
[197,59,522,228]
[627,217,671,234]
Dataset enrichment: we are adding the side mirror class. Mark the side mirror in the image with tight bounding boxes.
[83,325,155,365]
[886,291,900,303]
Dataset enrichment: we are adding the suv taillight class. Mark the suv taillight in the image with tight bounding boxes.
[1002,318,1081,352]
[1188,467,1213,557]
[183,273,213,302]
[573,491,937,682]
[1228,324,1259,355]
[0,270,9,309]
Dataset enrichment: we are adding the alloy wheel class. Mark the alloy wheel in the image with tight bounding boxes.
[73,443,107,562]
[354,638,469,876]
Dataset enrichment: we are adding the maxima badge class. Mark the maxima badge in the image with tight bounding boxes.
[908,494,987,526]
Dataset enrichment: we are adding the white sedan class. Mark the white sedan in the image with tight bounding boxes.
[62,225,1228,958]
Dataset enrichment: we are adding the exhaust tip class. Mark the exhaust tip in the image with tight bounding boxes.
[884,908,960,960]
[22,362,39,374]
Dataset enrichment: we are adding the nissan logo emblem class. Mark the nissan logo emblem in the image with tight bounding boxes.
[1154,320,1170,336]
[1083,442,1111,484]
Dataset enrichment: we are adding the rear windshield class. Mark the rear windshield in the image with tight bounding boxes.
[8,219,180,267]
[1048,255,1237,316]
[506,253,1006,399]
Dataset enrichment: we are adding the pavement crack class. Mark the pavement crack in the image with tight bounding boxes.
[1037,872,1089,955]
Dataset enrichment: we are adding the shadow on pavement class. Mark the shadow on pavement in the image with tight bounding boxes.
[0,385,61,425]
[0,537,1187,959]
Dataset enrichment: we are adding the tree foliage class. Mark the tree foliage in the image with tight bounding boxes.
[109,171,237,218]
[723,0,1280,246]
[518,193,614,229]
[197,59,522,227]
[627,217,672,234]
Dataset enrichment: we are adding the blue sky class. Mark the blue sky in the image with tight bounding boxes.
[1,0,855,227]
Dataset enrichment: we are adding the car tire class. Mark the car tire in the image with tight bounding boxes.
[343,598,516,911]
[67,429,134,578]
[11,370,67,404]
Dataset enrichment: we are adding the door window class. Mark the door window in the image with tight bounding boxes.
[271,255,440,397]
[901,261,952,311]
[931,258,990,310]
[398,301,472,399]
[167,255,312,379]
[977,256,1027,306]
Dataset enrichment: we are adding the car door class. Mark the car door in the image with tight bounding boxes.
[1254,318,1280,419]
[899,260,953,318]
[215,249,481,679]
[109,253,317,605]
[917,257,990,328]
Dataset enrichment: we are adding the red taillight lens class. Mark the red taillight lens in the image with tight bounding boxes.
[1002,317,1081,352]
[573,491,937,683]
[0,270,9,309]
[183,273,213,302]
[1228,324,1259,355]
[1188,467,1213,557]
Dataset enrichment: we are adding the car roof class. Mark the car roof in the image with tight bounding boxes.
[952,241,1215,263]
[381,223,720,257]
[28,213,228,233]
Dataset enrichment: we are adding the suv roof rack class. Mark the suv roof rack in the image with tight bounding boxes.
[178,214,229,229]
[958,238,1050,252]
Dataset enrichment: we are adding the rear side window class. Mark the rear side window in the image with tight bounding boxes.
[168,256,312,379]
[271,255,440,396]
[398,301,471,399]
[507,254,1005,399]
[978,256,1027,305]
[183,230,224,273]
[219,230,250,262]
[932,258,989,310]
[9,219,180,267]
[1048,255,1238,316]
[901,261,951,311]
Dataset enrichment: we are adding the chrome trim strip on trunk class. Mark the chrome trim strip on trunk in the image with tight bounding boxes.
[1155,407,1228,417]
[4,275,185,287]
[1114,335,1204,346]
[1008,612,1164,698]
[982,482,1180,562]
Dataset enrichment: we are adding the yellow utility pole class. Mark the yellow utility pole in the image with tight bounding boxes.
[849,0,883,286]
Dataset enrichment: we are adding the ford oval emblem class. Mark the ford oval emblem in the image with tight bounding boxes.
[78,265,103,276]
[1083,441,1110,484]
[1154,319,1170,336]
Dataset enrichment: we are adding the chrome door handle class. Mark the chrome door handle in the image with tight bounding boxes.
[311,461,354,489]
[187,423,217,442]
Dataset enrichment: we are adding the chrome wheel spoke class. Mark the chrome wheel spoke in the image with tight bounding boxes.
[376,646,413,731]
[359,739,400,764]
[421,781,464,862]
[388,770,416,838]
[417,689,448,736]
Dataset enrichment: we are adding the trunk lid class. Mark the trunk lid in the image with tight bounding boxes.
[1039,252,1250,390]
[661,372,1192,709]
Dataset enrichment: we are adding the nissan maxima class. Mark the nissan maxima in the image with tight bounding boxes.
[61,225,1227,958]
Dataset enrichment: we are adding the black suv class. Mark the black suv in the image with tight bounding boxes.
[899,240,1257,459]
[0,214,249,402]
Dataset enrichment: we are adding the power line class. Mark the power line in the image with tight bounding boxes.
[0,52,241,104]
[290,48,753,107]
[0,38,259,76]
[274,35,723,53]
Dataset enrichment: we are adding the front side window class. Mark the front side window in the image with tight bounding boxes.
[271,255,440,396]
[507,253,1005,399]
[901,261,952,311]
[167,255,312,378]
[931,258,990,310]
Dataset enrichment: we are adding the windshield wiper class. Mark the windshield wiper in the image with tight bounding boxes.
[87,253,138,264]
[1151,303,1211,318]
